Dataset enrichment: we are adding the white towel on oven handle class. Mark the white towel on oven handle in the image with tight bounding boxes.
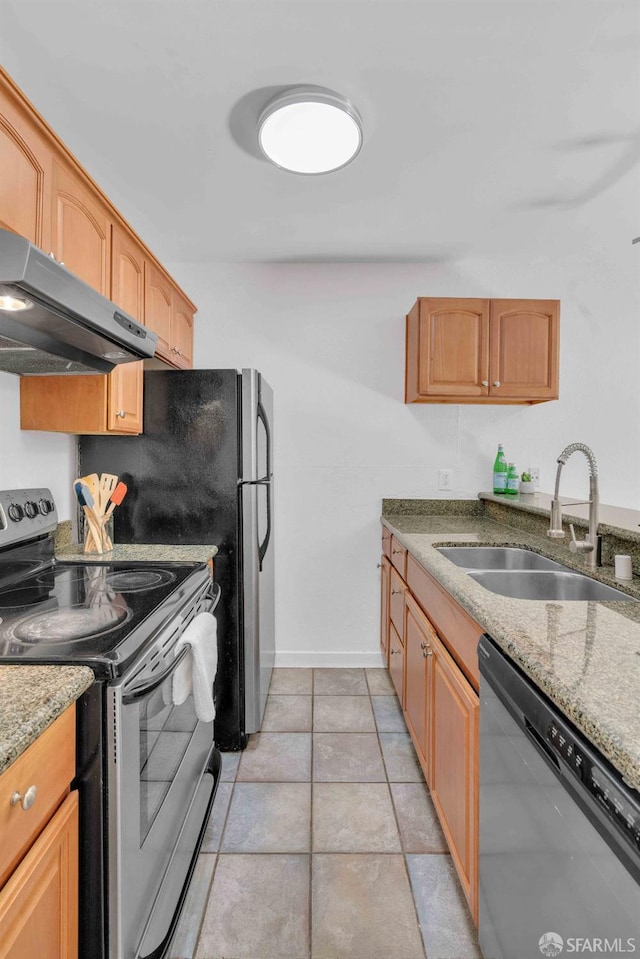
[172,611,217,722]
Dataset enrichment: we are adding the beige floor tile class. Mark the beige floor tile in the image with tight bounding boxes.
[379,732,424,781]
[269,667,313,694]
[221,782,311,852]
[407,854,481,958]
[313,733,386,782]
[311,854,424,958]
[365,668,396,695]
[313,695,375,732]
[390,782,448,853]
[313,668,368,695]
[237,732,312,782]
[312,782,400,852]
[196,854,310,958]
[262,694,313,731]
[169,854,216,959]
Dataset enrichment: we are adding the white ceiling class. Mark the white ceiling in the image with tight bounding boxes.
[1,0,639,263]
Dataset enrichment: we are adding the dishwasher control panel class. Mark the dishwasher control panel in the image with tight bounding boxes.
[548,719,640,853]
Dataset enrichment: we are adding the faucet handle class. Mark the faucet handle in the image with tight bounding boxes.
[569,523,593,555]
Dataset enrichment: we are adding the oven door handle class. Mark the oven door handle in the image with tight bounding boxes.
[122,643,191,705]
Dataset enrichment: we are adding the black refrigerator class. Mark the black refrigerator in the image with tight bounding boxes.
[79,368,275,751]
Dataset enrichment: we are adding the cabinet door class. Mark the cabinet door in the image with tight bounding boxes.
[389,622,405,703]
[380,555,391,666]
[171,291,194,369]
[145,261,173,362]
[403,592,434,780]
[109,226,146,433]
[0,791,78,959]
[0,79,52,249]
[429,629,479,923]
[51,160,111,296]
[489,299,559,400]
[406,298,490,401]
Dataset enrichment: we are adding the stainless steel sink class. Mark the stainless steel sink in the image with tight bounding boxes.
[437,546,565,571]
[467,570,635,602]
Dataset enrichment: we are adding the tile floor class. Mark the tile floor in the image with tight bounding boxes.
[169,667,481,959]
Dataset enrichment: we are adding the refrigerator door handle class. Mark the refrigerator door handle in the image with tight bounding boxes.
[257,396,272,479]
[258,481,272,572]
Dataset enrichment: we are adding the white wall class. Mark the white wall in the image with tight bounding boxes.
[0,373,75,519]
[169,222,639,666]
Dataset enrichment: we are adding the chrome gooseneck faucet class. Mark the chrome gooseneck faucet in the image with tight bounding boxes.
[547,442,602,568]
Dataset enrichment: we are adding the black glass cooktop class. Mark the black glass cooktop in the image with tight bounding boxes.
[0,560,209,678]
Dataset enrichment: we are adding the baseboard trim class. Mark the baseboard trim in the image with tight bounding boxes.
[274,651,386,668]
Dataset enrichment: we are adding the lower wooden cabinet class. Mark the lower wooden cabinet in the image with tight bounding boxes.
[380,524,479,924]
[429,628,479,923]
[0,791,78,959]
[403,592,434,778]
[388,622,404,701]
[379,555,391,666]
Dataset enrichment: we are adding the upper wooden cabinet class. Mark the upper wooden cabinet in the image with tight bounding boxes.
[405,297,559,405]
[0,65,197,435]
[0,80,52,249]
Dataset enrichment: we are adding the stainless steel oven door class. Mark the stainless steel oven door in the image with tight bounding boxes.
[106,590,217,959]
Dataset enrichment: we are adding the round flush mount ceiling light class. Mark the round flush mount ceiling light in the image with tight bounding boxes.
[258,87,363,175]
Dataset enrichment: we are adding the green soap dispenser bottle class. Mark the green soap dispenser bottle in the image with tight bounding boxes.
[493,445,508,494]
[506,463,519,496]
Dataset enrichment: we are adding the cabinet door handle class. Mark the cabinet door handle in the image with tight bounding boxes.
[481,380,489,387]
[11,785,37,810]
[390,648,400,655]
[493,381,501,387]
[391,588,402,595]
[116,410,126,418]
[422,648,433,658]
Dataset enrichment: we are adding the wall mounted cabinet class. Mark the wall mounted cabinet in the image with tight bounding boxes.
[405,297,559,404]
[0,66,197,435]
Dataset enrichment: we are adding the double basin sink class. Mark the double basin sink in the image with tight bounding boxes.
[436,547,635,602]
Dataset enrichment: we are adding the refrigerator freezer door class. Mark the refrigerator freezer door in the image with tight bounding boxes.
[240,370,275,733]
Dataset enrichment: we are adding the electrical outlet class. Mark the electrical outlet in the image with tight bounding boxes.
[528,466,540,488]
[438,469,453,490]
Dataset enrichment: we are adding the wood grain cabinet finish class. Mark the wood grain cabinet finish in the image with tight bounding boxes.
[0,76,52,249]
[403,592,434,779]
[429,628,479,924]
[0,792,78,959]
[0,704,78,959]
[405,296,559,405]
[379,554,391,666]
[389,566,406,642]
[389,622,405,702]
[0,65,197,435]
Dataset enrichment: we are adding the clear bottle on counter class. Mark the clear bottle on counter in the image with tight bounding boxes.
[493,444,508,494]
[506,463,519,496]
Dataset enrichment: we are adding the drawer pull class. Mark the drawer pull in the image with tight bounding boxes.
[390,648,400,655]
[10,785,38,811]
[391,588,402,595]
[392,548,403,554]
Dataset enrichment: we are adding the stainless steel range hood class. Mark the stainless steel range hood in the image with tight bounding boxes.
[0,228,157,376]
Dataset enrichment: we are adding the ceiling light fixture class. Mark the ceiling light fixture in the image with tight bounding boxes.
[258,86,363,175]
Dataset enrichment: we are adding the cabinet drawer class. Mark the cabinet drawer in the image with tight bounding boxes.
[407,555,481,690]
[389,567,406,641]
[381,526,392,560]
[390,537,407,578]
[389,622,405,702]
[0,705,75,887]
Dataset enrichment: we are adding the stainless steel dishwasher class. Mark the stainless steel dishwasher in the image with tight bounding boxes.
[478,635,640,959]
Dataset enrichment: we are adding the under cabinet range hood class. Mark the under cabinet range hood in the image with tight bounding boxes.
[0,228,157,375]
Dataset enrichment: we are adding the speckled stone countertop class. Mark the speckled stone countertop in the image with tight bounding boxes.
[0,666,94,775]
[55,543,218,563]
[382,503,640,792]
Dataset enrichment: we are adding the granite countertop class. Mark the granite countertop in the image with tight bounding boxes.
[55,543,218,564]
[382,506,640,792]
[0,666,94,775]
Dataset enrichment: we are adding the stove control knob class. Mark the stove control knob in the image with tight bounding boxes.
[8,504,24,523]
[24,501,38,519]
[39,499,54,516]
